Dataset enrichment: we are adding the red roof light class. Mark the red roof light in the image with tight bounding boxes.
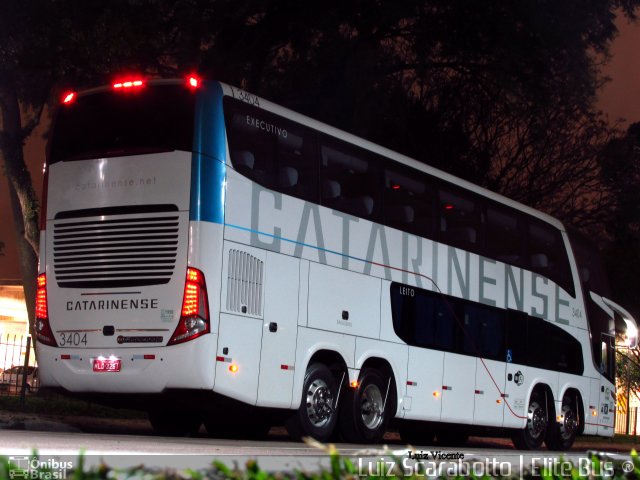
[62,92,76,104]
[113,79,144,89]
[187,76,200,88]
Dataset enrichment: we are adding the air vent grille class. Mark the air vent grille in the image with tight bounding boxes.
[227,249,263,316]
[53,210,179,289]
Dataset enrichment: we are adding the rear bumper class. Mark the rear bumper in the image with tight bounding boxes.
[36,333,216,393]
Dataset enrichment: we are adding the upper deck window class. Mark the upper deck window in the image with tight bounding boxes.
[224,97,318,203]
[49,85,196,164]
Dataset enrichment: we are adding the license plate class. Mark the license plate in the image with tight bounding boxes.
[93,359,121,372]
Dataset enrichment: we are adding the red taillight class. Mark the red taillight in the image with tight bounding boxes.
[36,274,47,319]
[169,267,210,346]
[113,79,144,89]
[62,92,75,104]
[181,268,202,316]
[35,274,57,347]
[187,75,200,88]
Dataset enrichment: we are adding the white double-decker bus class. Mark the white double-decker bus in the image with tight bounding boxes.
[36,77,637,449]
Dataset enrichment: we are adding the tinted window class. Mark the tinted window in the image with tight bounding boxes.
[224,97,319,202]
[50,85,196,164]
[438,188,482,251]
[391,282,583,373]
[506,309,528,365]
[462,303,505,360]
[528,220,573,295]
[569,230,611,297]
[527,317,583,374]
[383,165,435,238]
[599,333,616,382]
[390,284,456,351]
[485,205,526,268]
[320,136,381,220]
[569,230,614,378]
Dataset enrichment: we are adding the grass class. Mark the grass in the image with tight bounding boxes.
[577,433,640,445]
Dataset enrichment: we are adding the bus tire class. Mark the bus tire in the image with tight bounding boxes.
[511,390,548,450]
[286,362,338,441]
[545,397,579,451]
[148,410,202,437]
[338,368,390,443]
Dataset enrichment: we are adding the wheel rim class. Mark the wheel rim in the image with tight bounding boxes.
[306,378,334,427]
[560,406,578,440]
[527,400,547,439]
[361,383,384,430]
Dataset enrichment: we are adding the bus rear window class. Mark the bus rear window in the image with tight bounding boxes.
[49,85,196,164]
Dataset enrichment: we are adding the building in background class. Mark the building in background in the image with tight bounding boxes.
[0,279,28,338]
[0,279,30,372]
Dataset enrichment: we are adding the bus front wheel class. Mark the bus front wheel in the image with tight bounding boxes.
[339,368,391,443]
[286,363,339,441]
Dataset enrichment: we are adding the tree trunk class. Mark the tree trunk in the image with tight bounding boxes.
[7,180,38,337]
[0,84,40,339]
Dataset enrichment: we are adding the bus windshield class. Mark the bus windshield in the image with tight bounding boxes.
[49,84,196,164]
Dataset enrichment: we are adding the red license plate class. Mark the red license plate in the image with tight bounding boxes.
[93,359,121,372]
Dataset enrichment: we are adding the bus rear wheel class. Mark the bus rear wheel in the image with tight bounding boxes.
[286,363,339,441]
[545,397,579,451]
[511,391,548,450]
[339,369,391,443]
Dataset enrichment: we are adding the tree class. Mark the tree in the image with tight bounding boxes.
[0,0,192,332]
[190,0,635,226]
[616,349,640,426]
[599,122,640,316]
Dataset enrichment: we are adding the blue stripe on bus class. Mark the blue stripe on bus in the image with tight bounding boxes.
[224,222,369,265]
[190,81,226,223]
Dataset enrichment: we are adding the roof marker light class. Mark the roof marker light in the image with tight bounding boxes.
[113,79,144,89]
[188,76,200,88]
[62,92,75,104]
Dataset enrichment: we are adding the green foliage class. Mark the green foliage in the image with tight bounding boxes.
[1,449,640,480]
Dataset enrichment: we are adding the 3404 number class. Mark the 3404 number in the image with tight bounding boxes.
[58,332,87,347]
[231,86,260,106]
